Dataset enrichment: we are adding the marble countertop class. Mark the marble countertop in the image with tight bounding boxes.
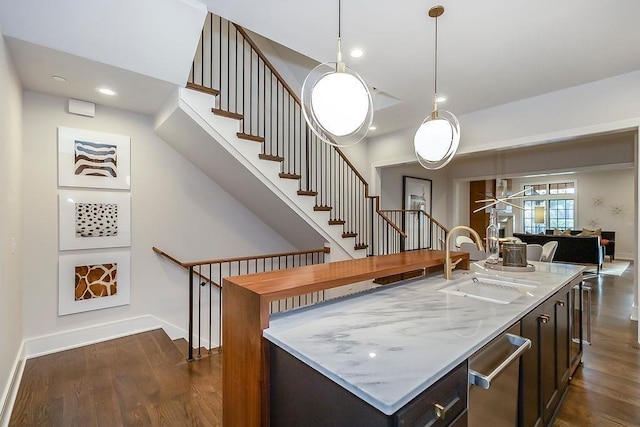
[263,261,584,415]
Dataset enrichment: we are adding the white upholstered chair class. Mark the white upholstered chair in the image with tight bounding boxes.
[540,241,558,263]
[459,242,487,261]
[455,235,474,249]
[526,244,544,262]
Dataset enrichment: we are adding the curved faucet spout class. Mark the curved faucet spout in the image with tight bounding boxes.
[444,226,485,279]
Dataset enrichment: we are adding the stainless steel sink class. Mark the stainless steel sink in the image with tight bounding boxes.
[439,274,539,304]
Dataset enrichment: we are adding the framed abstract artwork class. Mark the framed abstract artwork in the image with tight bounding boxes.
[402,176,432,216]
[58,250,131,315]
[57,126,131,189]
[59,190,131,250]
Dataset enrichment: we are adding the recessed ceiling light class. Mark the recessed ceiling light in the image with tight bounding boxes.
[369,125,377,131]
[97,87,117,96]
[350,48,364,58]
[52,75,66,82]
[435,96,446,103]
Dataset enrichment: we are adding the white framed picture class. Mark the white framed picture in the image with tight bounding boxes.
[58,250,131,315]
[58,126,131,189]
[59,190,131,251]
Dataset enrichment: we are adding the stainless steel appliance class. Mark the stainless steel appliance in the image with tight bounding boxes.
[468,323,531,426]
[570,281,589,375]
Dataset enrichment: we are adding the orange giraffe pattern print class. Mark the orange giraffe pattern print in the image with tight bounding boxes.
[75,263,118,300]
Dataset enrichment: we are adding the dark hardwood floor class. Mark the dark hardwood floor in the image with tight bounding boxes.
[554,263,640,426]
[9,264,639,426]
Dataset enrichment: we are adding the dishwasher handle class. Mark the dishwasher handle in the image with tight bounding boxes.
[469,333,531,390]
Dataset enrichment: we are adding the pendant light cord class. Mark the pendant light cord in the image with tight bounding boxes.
[338,0,341,38]
[433,14,439,111]
[433,16,438,102]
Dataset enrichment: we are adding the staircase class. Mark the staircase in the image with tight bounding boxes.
[156,12,445,259]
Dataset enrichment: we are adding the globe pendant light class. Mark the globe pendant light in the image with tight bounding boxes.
[414,5,460,169]
[301,0,373,147]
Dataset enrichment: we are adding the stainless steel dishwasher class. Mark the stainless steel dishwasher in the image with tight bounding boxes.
[468,323,531,426]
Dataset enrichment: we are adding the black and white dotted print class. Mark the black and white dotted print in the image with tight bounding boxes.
[75,203,118,237]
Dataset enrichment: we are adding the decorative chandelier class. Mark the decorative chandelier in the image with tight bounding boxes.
[414,5,460,169]
[301,0,374,147]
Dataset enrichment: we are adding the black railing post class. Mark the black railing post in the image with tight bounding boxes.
[188,266,194,362]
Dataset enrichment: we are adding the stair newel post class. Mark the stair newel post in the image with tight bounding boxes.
[197,265,202,358]
[208,263,213,355]
[188,266,194,362]
[369,197,374,256]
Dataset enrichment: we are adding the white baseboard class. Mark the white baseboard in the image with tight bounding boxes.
[24,315,187,359]
[613,252,634,261]
[0,341,25,427]
[0,315,196,424]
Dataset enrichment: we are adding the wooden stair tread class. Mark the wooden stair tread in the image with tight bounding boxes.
[354,244,369,250]
[279,172,302,180]
[237,133,265,143]
[297,190,318,196]
[259,153,285,162]
[186,82,220,96]
[314,205,332,212]
[328,220,346,225]
[212,108,243,120]
[342,232,357,238]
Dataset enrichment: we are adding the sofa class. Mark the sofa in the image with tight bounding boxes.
[545,230,615,261]
[513,232,604,272]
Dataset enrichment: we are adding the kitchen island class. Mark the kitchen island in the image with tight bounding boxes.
[264,261,584,426]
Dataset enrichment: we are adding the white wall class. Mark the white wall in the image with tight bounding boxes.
[21,91,297,342]
[368,70,640,167]
[0,31,23,422]
[511,169,635,259]
[379,164,449,225]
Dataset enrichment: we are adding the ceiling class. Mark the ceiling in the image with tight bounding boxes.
[2,0,640,137]
[205,0,640,136]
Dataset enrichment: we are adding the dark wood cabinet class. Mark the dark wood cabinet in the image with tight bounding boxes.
[270,343,467,427]
[519,278,579,427]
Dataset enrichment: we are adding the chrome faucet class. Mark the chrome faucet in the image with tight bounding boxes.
[444,226,485,280]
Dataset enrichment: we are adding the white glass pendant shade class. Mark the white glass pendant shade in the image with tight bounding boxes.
[302,62,373,146]
[311,72,369,136]
[414,109,460,170]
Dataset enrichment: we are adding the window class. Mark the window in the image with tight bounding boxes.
[522,181,576,234]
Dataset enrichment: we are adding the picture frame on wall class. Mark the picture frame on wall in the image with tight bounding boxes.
[57,126,131,190]
[58,250,131,315]
[402,176,433,216]
[58,190,131,251]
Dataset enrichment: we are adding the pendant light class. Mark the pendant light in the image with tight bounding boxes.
[414,5,460,169]
[301,0,374,147]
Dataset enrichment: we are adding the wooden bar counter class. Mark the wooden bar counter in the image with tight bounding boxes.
[221,249,469,426]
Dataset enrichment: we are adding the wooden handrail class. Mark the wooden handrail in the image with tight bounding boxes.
[370,196,406,237]
[153,246,220,288]
[379,209,450,234]
[233,23,369,188]
[154,246,330,268]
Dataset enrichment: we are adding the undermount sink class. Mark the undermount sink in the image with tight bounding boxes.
[439,274,539,304]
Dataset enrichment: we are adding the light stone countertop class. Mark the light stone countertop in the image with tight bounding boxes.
[263,261,584,415]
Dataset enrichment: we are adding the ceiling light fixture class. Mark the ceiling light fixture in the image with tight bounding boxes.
[97,87,117,96]
[52,75,66,83]
[369,125,377,131]
[301,0,373,147]
[414,5,460,170]
[350,48,364,58]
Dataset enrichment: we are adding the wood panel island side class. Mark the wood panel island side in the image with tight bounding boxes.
[221,249,470,426]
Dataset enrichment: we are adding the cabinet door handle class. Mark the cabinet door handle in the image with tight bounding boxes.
[539,314,550,324]
[434,396,460,421]
[557,300,565,307]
